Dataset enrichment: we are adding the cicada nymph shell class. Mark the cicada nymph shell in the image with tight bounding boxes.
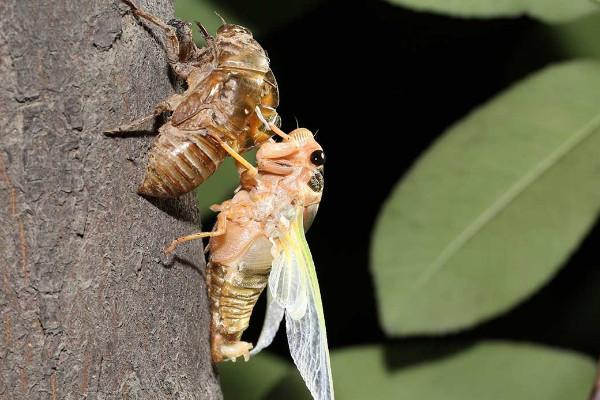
[165,126,334,400]
[107,1,280,197]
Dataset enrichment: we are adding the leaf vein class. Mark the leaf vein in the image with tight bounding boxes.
[406,112,600,298]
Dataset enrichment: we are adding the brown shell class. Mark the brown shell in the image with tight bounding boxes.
[137,125,227,198]
[131,13,280,197]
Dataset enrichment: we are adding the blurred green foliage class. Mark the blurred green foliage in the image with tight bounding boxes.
[263,343,595,400]
[372,61,600,335]
[380,0,598,23]
[173,0,600,399]
[196,149,256,220]
[219,353,293,400]
[551,12,600,59]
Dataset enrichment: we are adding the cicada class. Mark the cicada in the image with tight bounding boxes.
[165,124,333,400]
[105,0,280,198]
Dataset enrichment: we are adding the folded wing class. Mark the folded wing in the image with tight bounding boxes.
[267,206,334,400]
[250,289,284,356]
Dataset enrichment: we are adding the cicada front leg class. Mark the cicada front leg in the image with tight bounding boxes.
[121,0,182,68]
[120,0,205,79]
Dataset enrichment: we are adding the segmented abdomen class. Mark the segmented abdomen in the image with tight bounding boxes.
[137,68,279,198]
[206,261,271,360]
[137,125,227,197]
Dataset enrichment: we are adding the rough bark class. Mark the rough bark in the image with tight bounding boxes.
[0,0,221,398]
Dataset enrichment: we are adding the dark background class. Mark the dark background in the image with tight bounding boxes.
[195,0,600,360]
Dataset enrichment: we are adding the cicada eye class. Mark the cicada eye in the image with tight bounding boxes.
[310,150,325,166]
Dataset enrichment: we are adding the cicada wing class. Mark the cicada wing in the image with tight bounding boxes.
[249,289,284,356]
[269,224,309,320]
[269,207,334,400]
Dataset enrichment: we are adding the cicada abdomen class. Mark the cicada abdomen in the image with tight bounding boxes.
[108,1,280,198]
[205,227,273,362]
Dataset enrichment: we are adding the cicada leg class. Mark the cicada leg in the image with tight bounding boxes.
[163,213,227,254]
[163,211,227,254]
[121,0,180,64]
[268,122,293,141]
[206,132,259,177]
[103,94,184,135]
[253,105,292,142]
[120,0,202,78]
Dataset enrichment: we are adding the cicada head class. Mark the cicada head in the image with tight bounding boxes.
[255,129,325,217]
[215,24,270,73]
[290,129,325,214]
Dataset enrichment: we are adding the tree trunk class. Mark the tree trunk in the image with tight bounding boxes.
[0,1,221,398]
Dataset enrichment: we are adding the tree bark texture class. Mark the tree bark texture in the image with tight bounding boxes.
[0,1,221,398]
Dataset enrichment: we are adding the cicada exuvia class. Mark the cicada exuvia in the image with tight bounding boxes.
[165,124,333,400]
[105,0,280,198]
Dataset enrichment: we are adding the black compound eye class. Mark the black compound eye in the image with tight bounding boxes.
[310,150,325,166]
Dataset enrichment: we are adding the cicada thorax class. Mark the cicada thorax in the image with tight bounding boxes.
[137,24,280,198]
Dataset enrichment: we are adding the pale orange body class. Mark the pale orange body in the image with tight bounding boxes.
[203,129,324,362]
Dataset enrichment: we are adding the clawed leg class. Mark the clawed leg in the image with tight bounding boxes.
[163,212,227,254]
[207,132,258,177]
[103,112,158,135]
[167,19,198,63]
[163,227,224,254]
[103,95,182,135]
[120,0,183,70]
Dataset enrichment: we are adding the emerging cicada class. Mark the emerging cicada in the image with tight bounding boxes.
[105,0,280,197]
[165,124,333,400]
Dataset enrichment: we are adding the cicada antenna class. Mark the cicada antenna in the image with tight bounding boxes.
[293,115,300,130]
[215,12,227,26]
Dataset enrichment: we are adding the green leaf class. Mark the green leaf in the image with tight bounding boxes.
[196,149,256,220]
[371,61,600,335]
[218,352,293,400]
[551,11,600,59]
[267,342,595,400]
[383,0,598,24]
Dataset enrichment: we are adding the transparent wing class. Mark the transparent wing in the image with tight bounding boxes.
[269,223,308,320]
[249,289,284,356]
[269,206,334,400]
